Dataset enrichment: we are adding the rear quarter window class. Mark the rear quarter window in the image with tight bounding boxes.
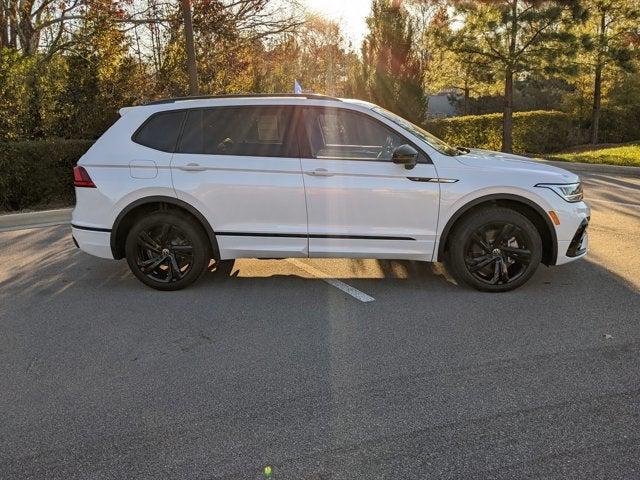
[133,111,186,152]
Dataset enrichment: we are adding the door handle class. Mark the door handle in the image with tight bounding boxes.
[308,168,333,177]
[178,163,206,172]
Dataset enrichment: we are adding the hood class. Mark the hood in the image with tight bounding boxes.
[456,148,579,183]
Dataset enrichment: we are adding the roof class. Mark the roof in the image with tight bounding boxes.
[117,94,375,117]
[144,93,342,105]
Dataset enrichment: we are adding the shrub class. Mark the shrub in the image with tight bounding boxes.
[424,110,580,153]
[598,105,640,144]
[0,139,93,212]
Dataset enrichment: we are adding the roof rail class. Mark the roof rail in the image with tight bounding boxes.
[144,93,342,105]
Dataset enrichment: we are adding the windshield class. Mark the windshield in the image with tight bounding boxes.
[373,107,461,156]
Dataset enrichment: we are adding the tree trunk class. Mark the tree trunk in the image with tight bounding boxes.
[0,1,7,48]
[502,68,513,153]
[590,12,606,145]
[502,0,518,153]
[180,0,199,96]
[590,62,602,145]
[17,0,38,55]
[8,0,17,48]
[463,81,470,116]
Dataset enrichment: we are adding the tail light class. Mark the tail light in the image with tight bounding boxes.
[73,166,96,188]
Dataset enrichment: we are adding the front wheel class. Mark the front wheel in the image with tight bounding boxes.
[445,207,543,292]
[125,211,211,291]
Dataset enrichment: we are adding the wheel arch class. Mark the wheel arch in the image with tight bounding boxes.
[437,193,558,266]
[110,196,220,260]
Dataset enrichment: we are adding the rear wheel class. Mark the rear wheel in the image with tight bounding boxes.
[445,207,542,292]
[125,211,210,291]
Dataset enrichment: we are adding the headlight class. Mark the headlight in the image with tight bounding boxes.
[535,182,583,203]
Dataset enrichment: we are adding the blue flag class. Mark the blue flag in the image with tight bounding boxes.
[294,80,303,94]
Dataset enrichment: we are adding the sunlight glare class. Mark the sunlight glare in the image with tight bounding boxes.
[304,0,371,47]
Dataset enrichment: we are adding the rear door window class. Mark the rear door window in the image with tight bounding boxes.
[133,111,186,152]
[177,106,297,157]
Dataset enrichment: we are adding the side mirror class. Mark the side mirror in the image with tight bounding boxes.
[392,144,418,170]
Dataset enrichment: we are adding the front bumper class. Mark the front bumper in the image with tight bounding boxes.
[566,217,589,258]
[551,200,590,266]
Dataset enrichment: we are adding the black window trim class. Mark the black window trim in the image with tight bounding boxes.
[296,106,432,164]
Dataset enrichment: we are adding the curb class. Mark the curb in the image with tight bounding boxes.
[0,208,72,232]
[531,158,640,177]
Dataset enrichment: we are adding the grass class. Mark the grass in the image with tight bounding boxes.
[546,142,640,167]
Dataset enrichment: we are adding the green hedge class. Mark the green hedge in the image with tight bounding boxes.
[0,139,93,212]
[424,110,581,153]
[598,106,640,144]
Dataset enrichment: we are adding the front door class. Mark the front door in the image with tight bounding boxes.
[171,105,308,259]
[299,107,440,260]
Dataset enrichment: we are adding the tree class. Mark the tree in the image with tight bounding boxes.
[360,0,427,123]
[53,1,147,138]
[250,15,356,95]
[446,0,585,152]
[0,0,168,57]
[180,0,198,95]
[0,0,307,140]
[290,16,353,96]
[154,0,302,96]
[0,48,34,140]
[0,0,82,55]
[421,5,499,116]
[579,0,639,144]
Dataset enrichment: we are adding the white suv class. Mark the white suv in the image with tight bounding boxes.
[71,94,590,292]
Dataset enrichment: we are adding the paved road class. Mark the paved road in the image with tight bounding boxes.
[1,168,640,479]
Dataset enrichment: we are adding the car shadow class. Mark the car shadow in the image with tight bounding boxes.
[1,224,638,307]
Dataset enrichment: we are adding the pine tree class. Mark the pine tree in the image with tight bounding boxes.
[580,0,639,144]
[360,0,427,123]
[446,0,585,152]
[423,6,499,116]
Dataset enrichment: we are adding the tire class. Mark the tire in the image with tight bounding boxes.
[125,211,211,291]
[445,207,543,292]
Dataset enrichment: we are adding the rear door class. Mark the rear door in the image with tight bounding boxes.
[299,107,440,260]
[171,105,308,259]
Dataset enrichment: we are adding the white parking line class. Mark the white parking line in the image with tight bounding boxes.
[286,258,375,303]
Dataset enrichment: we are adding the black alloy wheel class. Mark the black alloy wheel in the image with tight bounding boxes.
[464,222,532,286]
[125,211,211,291]
[446,207,542,292]
[136,223,194,283]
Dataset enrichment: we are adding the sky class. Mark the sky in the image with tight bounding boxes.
[303,0,371,48]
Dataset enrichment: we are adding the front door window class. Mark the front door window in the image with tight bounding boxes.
[302,108,405,161]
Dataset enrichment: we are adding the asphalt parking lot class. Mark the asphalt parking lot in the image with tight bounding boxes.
[1,165,640,479]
